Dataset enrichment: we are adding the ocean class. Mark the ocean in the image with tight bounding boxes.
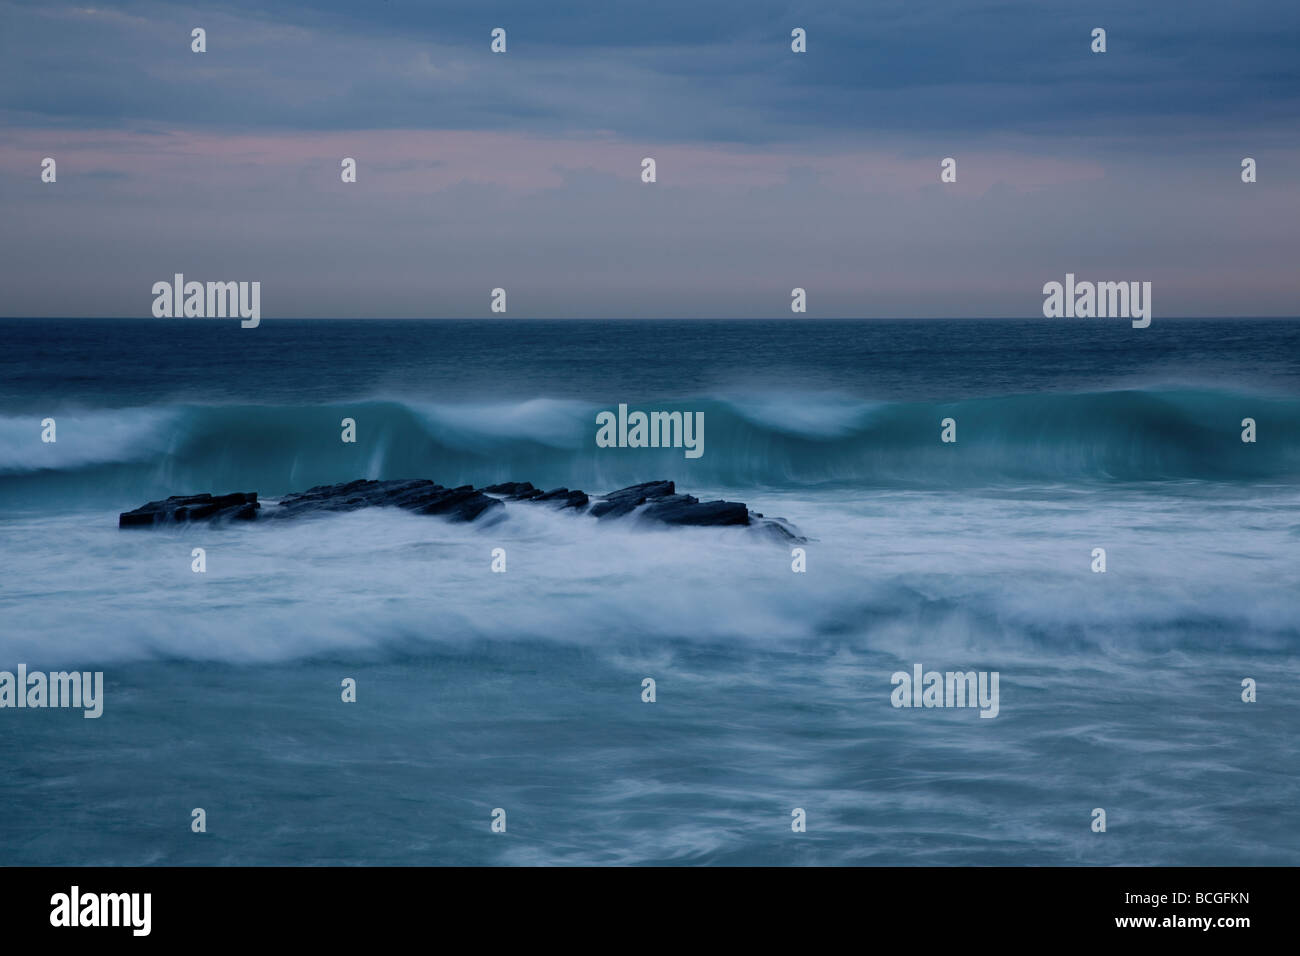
[1,317,1298,865]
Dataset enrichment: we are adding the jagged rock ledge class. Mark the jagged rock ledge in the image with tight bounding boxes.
[118,479,805,542]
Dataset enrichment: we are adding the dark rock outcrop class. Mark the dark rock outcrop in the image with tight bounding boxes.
[120,478,803,540]
[533,487,589,509]
[641,494,748,527]
[588,480,676,519]
[119,492,259,527]
[270,479,502,522]
[482,481,542,500]
[589,480,746,526]
[482,481,588,509]
[588,480,799,539]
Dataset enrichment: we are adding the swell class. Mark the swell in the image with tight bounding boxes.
[1,388,1296,507]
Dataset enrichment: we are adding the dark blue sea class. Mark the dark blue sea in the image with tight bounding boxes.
[1,318,1298,865]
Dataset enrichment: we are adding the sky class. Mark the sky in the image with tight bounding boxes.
[1,0,1298,318]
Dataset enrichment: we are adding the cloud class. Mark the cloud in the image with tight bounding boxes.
[2,0,1298,145]
[1,0,1298,317]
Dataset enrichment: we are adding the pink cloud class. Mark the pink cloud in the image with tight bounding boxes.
[0,127,1106,196]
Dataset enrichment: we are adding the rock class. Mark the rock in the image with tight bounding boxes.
[119,492,259,528]
[270,479,503,523]
[118,478,803,540]
[747,514,804,543]
[482,481,541,500]
[533,487,589,509]
[591,481,803,540]
[588,480,676,519]
[640,494,748,527]
[589,481,749,528]
[484,481,586,509]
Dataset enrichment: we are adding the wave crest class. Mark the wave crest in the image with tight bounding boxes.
[1,388,1296,507]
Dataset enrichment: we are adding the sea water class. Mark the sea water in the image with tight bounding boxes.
[1,318,1297,865]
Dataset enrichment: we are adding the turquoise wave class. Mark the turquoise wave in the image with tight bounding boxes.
[0,388,1296,507]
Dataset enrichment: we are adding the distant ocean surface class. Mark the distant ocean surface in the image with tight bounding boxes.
[2,318,1298,865]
